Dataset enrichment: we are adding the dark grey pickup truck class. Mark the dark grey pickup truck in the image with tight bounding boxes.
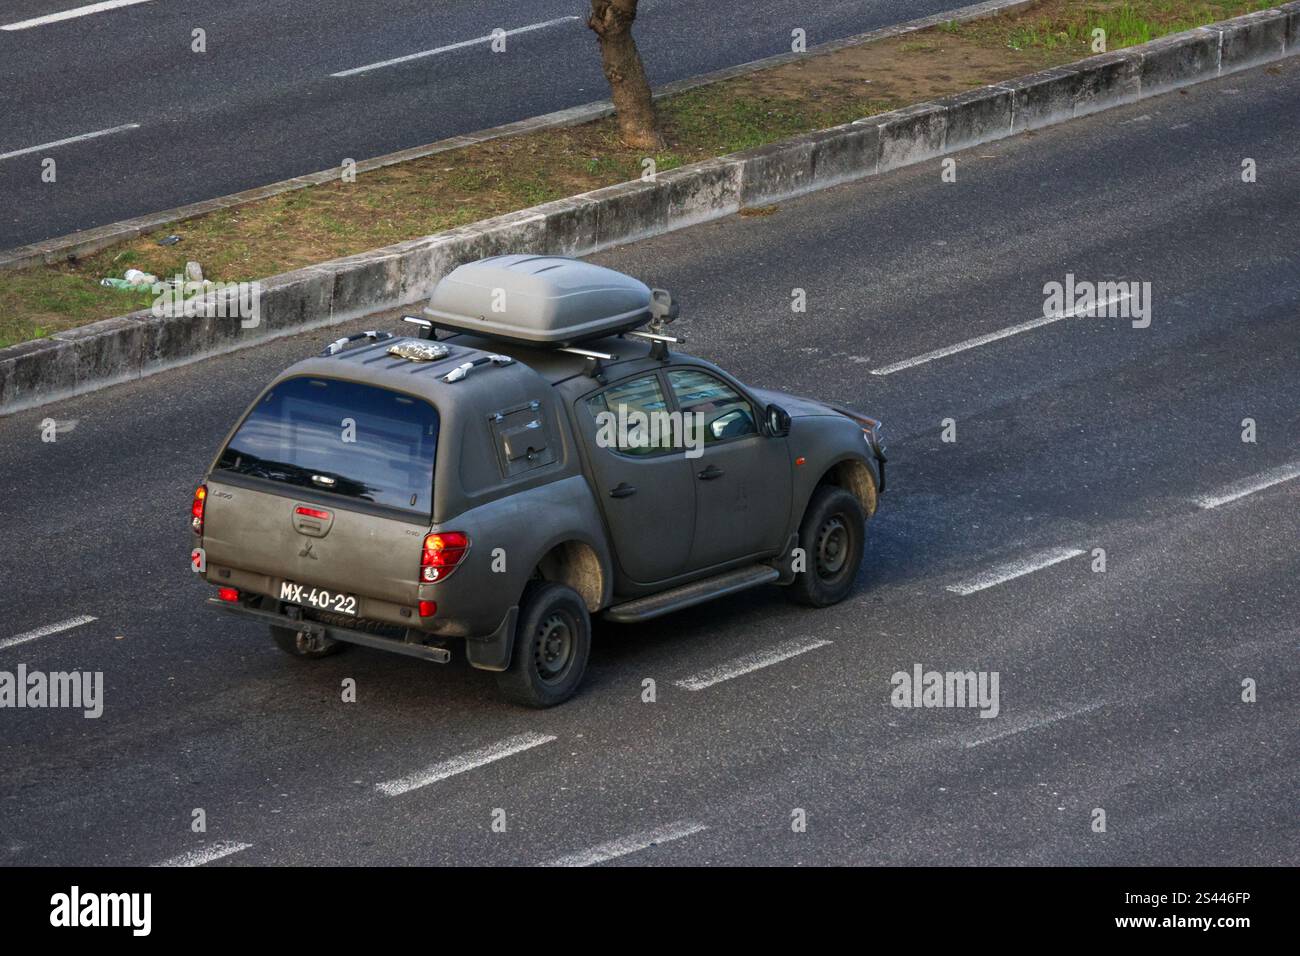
[193,255,886,706]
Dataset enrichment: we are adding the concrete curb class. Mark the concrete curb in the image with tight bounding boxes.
[3,4,1297,415]
[0,0,1038,273]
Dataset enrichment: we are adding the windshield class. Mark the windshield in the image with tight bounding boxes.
[216,376,439,512]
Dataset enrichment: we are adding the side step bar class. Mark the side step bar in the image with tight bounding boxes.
[603,564,780,624]
[206,598,452,663]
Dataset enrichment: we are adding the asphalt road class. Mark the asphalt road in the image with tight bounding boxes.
[1,58,1297,867]
[0,0,972,249]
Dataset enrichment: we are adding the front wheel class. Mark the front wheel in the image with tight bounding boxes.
[270,624,346,659]
[496,582,592,708]
[785,485,867,607]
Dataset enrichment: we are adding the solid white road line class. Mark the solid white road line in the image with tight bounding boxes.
[0,124,140,162]
[154,841,252,867]
[675,638,832,692]
[544,821,707,867]
[870,293,1132,376]
[1194,460,1300,510]
[375,732,557,797]
[331,16,583,77]
[945,546,1085,596]
[964,700,1108,748]
[2,0,154,31]
[0,615,97,652]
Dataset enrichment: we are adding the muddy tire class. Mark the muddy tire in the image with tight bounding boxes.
[786,485,866,607]
[496,582,591,708]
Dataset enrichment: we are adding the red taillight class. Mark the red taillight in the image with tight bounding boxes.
[418,600,438,617]
[420,532,469,583]
[191,484,207,534]
[294,505,331,520]
[217,587,239,603]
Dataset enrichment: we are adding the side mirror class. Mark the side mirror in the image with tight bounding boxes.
[765,403,791,438]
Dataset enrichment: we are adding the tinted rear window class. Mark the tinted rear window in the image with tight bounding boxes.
[217,377,439,512]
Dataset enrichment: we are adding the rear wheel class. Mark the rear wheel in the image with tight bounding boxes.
[270,625,346,659]
[786,485,867,607]
[496,582,591,708]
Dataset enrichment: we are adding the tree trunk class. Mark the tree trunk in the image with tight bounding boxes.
[588,0,663,151]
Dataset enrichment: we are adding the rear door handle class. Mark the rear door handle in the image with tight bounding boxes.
[609,482,637,498]
[697,465,724,481]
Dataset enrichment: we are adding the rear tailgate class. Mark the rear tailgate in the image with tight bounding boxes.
[202,479,426,607]
[199,374,439,610]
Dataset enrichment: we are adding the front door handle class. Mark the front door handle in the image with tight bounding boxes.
[697,464,724,481]
[609,482,637,498]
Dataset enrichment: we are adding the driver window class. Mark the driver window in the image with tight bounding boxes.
[585,374,676,456]
[667,369,757,445]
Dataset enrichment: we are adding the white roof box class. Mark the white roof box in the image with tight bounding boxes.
[423,255,654,347]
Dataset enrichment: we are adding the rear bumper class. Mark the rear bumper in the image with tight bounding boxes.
[205,595,519,671]
[205,597,452,664]
[203,560,422,627]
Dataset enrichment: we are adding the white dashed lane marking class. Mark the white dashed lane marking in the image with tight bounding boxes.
[870,293,1132,375]
[0,615,98,652]
[964,700,1109,749]
[1194,460,1300,510]
[154,841,252,867]
[675,638,832,691]
[375,732,557,797]
[331,17,583,77]
[945,547,1086,596]
[0,124,141,162]
[543,821,707,867]
[2,1,154,31]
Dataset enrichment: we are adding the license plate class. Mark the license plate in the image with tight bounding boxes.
[279,581,357,616]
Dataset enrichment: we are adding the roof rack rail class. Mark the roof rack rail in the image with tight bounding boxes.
[321,330,394,357]
[559,346,617,381]
[442,354,514,383]
[624,329,682,361]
